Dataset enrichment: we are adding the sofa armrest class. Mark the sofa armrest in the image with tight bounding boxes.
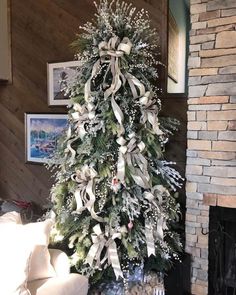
[49,249,70,277]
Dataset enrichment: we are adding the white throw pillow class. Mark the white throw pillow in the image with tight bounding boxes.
[27,220,56,281]
[0,222,32,295]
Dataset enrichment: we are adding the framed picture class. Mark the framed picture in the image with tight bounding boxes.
[25,113,68,164]
[168,11,179,83]
[47,60,82,106]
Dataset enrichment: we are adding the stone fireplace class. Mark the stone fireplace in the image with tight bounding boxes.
[185,0,236,294]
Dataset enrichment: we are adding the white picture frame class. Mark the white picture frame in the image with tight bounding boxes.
[47,60,82,106]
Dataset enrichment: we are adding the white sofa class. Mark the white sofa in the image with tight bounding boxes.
[0,211,88,295]
[27,248,88,295]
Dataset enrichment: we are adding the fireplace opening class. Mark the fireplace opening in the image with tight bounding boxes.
[209,207,236,295]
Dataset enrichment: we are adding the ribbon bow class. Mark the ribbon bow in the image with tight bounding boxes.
[72,165,104,222]
[116,133,150,189]
[139,91,163,136]
[85,225,124,280]
[85,224,107,268]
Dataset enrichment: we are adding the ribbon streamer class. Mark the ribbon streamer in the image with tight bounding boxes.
[72,165,104,222]
[145,220,155,257]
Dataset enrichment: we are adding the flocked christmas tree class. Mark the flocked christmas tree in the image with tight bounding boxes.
[49,0,183,290]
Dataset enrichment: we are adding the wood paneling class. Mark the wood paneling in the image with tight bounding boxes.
[0,0,179,206]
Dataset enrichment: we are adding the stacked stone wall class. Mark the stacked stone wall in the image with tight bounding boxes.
[186,0,236,294]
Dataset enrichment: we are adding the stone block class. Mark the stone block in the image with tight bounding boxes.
[187,150,198,157]
[202,55,236,68]
[197,111,206,121]
[191,14,200,23]
[208,16,236,27]
[206,82,236,96]
[222,104,236,110]
[197,24,235,36]
[187,192,204,200]
[197,216,209,224]
[230,96,236,103]
[187,175,210,183]
[191,52,199,57]
[190,34,215,45]
[197,269,208,282]
[190,44,201,53]
[216,31,236,48]
[189,104,221,111]
[213,141,236,151]
[201,210,209,217]
[188,208,201,215]
[219,65,236,74]
[207,0,236,11]
[186,220,201,228]
[192,21,207,30]
[212,160,236,166]
[186,181,198,193]
[207,121,228,130]
[186,165,203,175]
[201,249,208,259]
[217,195,236,208]
[189,76,202,86]
[204,166,236,177]
[196,279,208,287]
[188,139,211,151]
[203,193,217,206]
[201,41,215,50]
[199,9,220,21]
[189,68,217,76]
[188,121,207,131]
[191,283,207,295]
[198,183,236,195]
[201,74,236,84]
[211,177,236,186]
[186,234,198,243]
[188,131,198,139]
[207,110,236,121]
[199,131,217,140]
[200,48,236,57]
[186,214,197,222]
[228,121,236,130]
[198,151,235,160]
[186,226,196,234]
[221,8,236,17]
[187,157,210,166]
[190,29,197,36]
[188,111,196,121]
[218,131,236,141]
[189,85,207,97]
[188,56,201,68]
[189,96,229,104]
[191,3,207,14]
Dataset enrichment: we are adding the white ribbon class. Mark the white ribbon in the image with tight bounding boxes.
[145,220,155,257]
[72,165,104,222]
[85,224,106,267]
[85,225,124,280]
[116,135,150,189]
[139,91,163,136]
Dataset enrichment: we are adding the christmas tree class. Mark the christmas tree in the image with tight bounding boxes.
[49,0,183,289]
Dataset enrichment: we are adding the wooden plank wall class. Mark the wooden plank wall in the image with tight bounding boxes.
[0,0,186,206]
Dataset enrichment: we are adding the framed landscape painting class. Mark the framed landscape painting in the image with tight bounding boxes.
[25,113,68,164]
[47,60,82,106]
